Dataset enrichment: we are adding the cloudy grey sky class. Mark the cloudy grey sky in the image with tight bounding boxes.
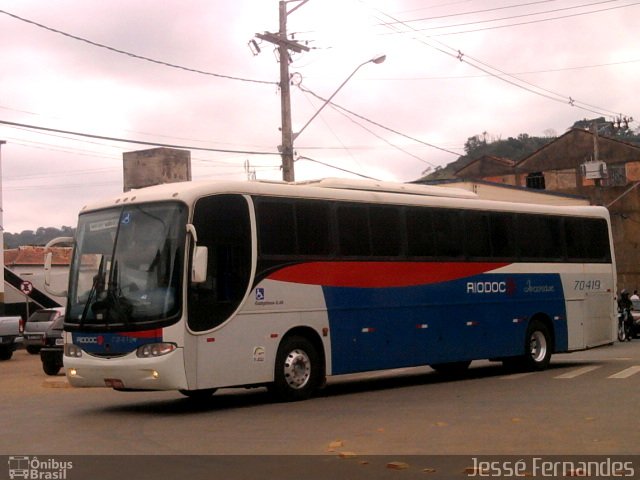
[0,0,638,232]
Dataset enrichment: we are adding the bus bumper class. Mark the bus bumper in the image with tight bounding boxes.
[64,348,187,391]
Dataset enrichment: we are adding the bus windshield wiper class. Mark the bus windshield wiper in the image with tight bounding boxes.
[89,260,133,327]
[79,255,105,328]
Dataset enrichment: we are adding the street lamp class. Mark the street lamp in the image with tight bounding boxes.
[281,54,386,181]
[293,54,386,141]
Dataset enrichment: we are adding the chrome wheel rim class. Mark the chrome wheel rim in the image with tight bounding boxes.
[283,348,311,390]
[529,330,547,363]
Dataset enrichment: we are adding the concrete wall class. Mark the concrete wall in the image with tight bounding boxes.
[123,147,191,192]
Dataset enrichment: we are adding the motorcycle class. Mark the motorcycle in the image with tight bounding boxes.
[618,307,633,342]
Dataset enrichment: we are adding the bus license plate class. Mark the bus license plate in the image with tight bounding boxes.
[104,378,125,389]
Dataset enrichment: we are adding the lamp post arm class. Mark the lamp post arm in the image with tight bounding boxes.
[293,60,370,140]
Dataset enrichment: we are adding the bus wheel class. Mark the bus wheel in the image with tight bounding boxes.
[270,335,320,402]
[430,360,471,376]
[179,388,217,399]
[523,320,552,371]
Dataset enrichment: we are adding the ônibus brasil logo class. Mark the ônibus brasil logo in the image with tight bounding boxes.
[8,456,73,479]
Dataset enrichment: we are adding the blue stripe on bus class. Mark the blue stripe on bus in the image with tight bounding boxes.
[323,273,568,375]
[71,330,163,355]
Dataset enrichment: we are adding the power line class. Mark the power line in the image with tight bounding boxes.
[379,0,632,35]
[364,3,633,121]
[296,156,380,180]
[378,0,560,26]
[0,119,279,155]
[319,94,438,167]
[372,58,640,80]
[298,85,461,157]
[0,9,278,86]
[417,0,640,36]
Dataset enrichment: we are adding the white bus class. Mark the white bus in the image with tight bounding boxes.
[55,178,617,401]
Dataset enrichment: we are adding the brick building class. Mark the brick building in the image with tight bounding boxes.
[423,128,640,290]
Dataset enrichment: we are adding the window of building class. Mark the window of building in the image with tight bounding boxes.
[526,172,546,190]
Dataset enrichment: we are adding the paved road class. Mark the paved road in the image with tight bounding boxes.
[2,341,638,458]
[0,341,640,454]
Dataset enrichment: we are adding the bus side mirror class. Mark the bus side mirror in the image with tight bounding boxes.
[44,236,74,297]
[191,246,208,284]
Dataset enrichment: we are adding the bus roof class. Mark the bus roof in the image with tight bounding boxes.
[79,178,610,219]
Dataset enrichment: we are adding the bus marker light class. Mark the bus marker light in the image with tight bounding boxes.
[361,328,375,333]
[466,321,478,327]
[270,333,279,338]
[322,327,329,337]
[207,337,216,343]
[416,324,429,329]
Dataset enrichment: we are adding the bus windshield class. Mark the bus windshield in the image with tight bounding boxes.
[66,202,188,330]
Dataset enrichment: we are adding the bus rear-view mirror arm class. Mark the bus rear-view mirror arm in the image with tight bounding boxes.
[186,224,208,284]
[44,236,74,297]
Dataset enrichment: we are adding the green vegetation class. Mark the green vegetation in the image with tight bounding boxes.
[425,117,640,180]
[4,226,75,249]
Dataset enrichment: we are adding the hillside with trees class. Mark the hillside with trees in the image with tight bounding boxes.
[424,117,640,180]
[4,226,75,249]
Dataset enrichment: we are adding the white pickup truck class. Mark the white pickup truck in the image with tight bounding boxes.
[0,316,24,360]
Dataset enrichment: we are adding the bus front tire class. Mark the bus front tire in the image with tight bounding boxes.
[269,335,321,402]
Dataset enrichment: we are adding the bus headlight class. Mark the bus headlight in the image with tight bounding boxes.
[65,344,83,358]
[136,343,177,358]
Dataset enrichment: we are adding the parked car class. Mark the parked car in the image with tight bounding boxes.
[23,307,65,354]
[40,315,65,375]
[0,316,24,360]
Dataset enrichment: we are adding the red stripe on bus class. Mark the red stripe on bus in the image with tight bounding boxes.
[267,262,509,288]
[120,329,163,338]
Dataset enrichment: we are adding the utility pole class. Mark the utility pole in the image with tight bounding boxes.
[277,1,294,182]
[255,0,309,182]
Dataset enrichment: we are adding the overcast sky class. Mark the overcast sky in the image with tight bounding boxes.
[0,0,638,233]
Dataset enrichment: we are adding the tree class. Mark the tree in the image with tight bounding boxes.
[3,226,76,249]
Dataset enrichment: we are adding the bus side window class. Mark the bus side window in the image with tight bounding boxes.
[188,195,252,332]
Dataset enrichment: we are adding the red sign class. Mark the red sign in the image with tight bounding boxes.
[20,281,33,295]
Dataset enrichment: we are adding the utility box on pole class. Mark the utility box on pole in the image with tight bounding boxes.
[123,147,191,192]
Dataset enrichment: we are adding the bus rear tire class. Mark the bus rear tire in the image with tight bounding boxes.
[502,320,553,371]
[524,320,552,370]
[269,335,321,402]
